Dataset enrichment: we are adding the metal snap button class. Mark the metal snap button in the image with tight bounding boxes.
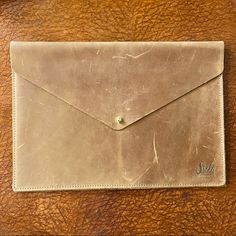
[116,116,124,124]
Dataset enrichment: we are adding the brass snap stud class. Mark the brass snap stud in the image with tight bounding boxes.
[116,116,124,124]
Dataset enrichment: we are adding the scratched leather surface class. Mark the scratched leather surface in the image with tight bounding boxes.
[11,41,224,130]
[0,0,235,235]
[11,41,225,191]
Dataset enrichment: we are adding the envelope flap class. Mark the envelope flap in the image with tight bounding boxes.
[10,41,224,130]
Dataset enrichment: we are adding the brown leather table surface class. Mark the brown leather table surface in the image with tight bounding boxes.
[0,0,235,235]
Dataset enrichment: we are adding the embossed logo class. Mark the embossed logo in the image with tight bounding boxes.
[196,162,215,176]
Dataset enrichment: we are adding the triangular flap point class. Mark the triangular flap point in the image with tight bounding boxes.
[11,41,224,130]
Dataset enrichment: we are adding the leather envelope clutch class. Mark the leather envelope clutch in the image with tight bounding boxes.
[10,41,225,192]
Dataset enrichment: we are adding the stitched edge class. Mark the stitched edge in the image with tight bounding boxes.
[13,183,226,192]
[12,74,226,192]
[219,75,226,185]
[12,72,17,191]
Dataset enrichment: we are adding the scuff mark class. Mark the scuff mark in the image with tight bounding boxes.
[121,97,136,106]
[213,131,220,134]
[142,85,149,93]
[129,132,161,184]
[17,143,25,150]
[126,45,154,59]
[122,175,133,182]
[132,165,153,184]
[153,132,159,164]
[166,51,171,62]
[121,90,149,106]
[202,145,209,149]
[162,170,174,181]
[89,62,92,72]
[112,56,127,59]
[112,46,154,60]
[39,102,45,105]
[96,49,100,55]
[21,58,25,66]
[190,50,197,63]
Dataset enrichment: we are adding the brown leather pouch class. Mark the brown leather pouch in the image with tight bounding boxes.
[10,41,225,192]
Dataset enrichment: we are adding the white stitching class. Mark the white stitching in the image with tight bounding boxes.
[13,183,225,192]
[12,72,17,190]
[219,75,226,184]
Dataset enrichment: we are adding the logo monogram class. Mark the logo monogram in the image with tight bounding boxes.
[196,162,214,176]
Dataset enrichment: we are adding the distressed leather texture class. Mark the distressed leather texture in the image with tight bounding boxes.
[11,41,225,191]
[0,0,236,235]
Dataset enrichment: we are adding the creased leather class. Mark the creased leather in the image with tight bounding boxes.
[10,41,225,191]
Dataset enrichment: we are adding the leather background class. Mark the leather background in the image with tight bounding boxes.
[0,0,235,235]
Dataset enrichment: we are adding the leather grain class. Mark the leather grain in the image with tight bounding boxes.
[11,41,224,130]
[11,41,225,191]
[0,0,236,235]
